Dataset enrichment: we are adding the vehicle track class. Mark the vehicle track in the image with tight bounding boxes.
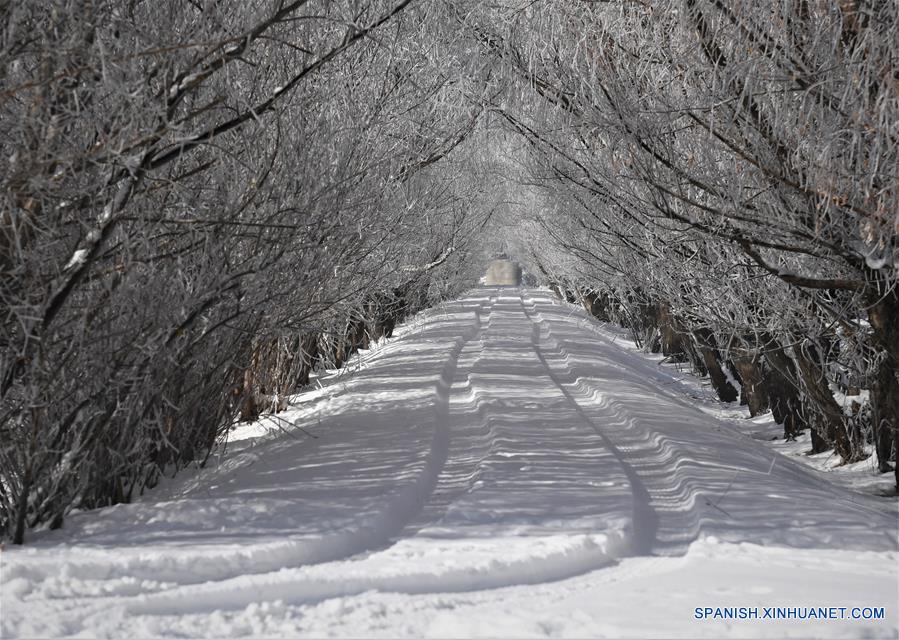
[520,289,898,553]
[517,292,662,555]
[5,295,495,625]
[6,287,897,637]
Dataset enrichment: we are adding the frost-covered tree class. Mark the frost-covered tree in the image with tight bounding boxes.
[457,0,898,477]
[3,0,896,545]
[0,0,494,543]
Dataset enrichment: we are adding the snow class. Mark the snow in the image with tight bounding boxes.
[62,248,88,271]
[831,387,870,417]
[865,254,888,270]
[2,288,897,639]
[97,202,113,225]
[585,318,897,499]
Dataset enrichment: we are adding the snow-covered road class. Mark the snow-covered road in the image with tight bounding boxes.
[2,288,897,638]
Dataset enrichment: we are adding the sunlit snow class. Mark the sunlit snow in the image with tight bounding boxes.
[2,288,896,639]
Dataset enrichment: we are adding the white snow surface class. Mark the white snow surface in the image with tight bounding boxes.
[2,288,897,638]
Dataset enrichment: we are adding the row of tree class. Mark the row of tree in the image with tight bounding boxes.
[3,0,895,543]
[470,0,897,484]
[0,0,499,543]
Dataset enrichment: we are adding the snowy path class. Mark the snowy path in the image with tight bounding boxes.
[2,288,897,638]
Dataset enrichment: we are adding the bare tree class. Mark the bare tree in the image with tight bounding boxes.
[0,0,494,543]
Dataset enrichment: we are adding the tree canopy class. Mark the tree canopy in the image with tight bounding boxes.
[2,0,897,542]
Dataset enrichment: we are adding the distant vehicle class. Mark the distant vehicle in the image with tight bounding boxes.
[485,259,522,286]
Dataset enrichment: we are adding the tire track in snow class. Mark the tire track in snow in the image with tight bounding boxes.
[121,298,494,619]
[117,289,634,616]
[394,288,621,544]
[390,293,496,540]
[522,291,706,553]
[406,294,495,530]
[521,289,898,553]
[6,288,896,638]
[517,292,660,555]
[2,297,494,631]
[391,302,495,540]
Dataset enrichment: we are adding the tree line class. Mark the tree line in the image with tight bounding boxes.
[474,0,897,486]
[0,0,498,543]
[2,0,896,543]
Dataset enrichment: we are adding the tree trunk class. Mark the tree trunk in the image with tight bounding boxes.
[295,333,319,388]
[239,344,262,422]
[762,341,806,440]
[867,291,899,481]
[12,467,30,545]
[730,342,770,417]
[791,340,856,461]
[12,407,41,544]
[691,328,739,402]
[656,303,689,363]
